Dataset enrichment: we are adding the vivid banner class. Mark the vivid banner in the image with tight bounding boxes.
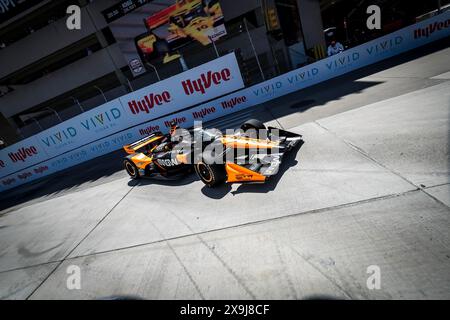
[35,99,128,158]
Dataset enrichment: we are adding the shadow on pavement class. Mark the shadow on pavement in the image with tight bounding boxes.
[0,150,126,212]
[127,171,198,188]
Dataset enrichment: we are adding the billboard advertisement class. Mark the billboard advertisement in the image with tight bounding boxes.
[136,0,226,63]
[105,0,227,77]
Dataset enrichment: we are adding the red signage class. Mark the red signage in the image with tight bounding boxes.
[221,96,247,109]
[182,69,232,95]
[128,91,172,114]
[8,146,39,163]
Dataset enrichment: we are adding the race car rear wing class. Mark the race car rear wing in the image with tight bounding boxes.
[123,133,163,154]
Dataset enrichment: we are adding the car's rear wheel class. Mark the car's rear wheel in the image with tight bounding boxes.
[241,119,266,138]
[241,119,266,131]
[195,161,226,187]
[123,159,140,179]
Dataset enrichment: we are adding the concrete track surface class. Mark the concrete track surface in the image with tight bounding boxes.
[0,41,449,300]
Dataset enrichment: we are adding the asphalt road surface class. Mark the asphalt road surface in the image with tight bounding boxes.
[0,39,449,299]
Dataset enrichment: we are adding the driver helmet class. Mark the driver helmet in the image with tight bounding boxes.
[169,120,179,136]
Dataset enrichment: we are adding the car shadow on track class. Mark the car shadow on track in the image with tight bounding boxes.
[200,140,304,199]
[127,172,199,188]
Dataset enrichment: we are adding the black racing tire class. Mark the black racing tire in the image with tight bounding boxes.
[241,119,266,138]
[123,159,140,179]
[195,161,227,187]
[241,119,266,131]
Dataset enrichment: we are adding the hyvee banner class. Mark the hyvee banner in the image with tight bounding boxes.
[1,12,449,193]
[0,136,49,178]
[119,52,244,124]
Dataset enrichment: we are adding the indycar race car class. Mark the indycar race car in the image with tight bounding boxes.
[122,119,303,187]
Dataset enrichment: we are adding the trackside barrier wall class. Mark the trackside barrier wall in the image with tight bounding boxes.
[0,53,244,190]
[0,12,449,193]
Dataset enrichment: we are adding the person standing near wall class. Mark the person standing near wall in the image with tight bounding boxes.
[327,39,344,56]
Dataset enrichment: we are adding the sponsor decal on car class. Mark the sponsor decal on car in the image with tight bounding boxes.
[157,158,179,167]
[235,174,254,180]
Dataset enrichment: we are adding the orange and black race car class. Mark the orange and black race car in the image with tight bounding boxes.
[123,119,303,187]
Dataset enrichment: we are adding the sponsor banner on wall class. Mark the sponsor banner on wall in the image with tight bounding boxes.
[0,53,243,181]
[119,52,244,124]
[0,12,448,193]
[0,136,49,179]
[244,11,450,104]
[0,128,142,192]
[130,94,253,140]
[0,158,56,193]
[35,99,127,158]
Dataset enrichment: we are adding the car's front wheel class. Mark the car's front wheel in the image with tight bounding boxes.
[123,159,140,179]
[195,161,226,187]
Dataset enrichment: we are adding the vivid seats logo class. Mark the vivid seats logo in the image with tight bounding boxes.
[8,146,39,163]
[41,127,77,147]
[182,68,232,95]
[414,19,450,39]
[253,81,283,97]
[287,67,319,84]
[0,159,5,168]
[81,108,121,130]
[128,91,171,114]
[366,36,403,55]
[325,52,360,70]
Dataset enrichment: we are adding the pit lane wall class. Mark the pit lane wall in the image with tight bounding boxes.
[1,12,449,192]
